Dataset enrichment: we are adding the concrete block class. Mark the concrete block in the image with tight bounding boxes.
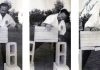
[80,31,100,47]
[30,41,35,65]
[34,26,58,42]
[4,63,21,70]
[53,62,69,70]
[56,42,67,65]
[0,27,8,43]
[6,42,17,66]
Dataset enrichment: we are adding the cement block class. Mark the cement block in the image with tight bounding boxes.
[6,42,17,66]
[0,27,8,43]
[80,31,100,47]
[30,41,35,65]
[56,42,67,65]
[34,26,58,42]
[53,62,69,70]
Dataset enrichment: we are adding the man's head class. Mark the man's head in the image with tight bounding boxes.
[57,9,70,22]
[0,2,11,14]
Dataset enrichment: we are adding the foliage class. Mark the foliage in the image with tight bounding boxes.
[30,1,64,26]
[9,10,19,23]
[30,9,46,26]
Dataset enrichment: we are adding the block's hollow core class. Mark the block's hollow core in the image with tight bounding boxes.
[60,55,64,64]
[30,55,32,62]
[60,45,65,53]
[10,45,15,54]
[10,56,15,65]
[30,44,33,52]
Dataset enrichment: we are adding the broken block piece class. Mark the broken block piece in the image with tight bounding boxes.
[30,64,35,70]
[4,63,21,70]
[53,62,69,70]
[56,42,67,65]
[6,42,17,66]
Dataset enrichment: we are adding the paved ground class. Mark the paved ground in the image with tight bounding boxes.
[0,28,22,70]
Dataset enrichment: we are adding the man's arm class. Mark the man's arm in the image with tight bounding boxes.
[7,14,16,28]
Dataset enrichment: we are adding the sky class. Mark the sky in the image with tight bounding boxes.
[29,0,71,12]
[0,0,70,12]
[0,0,23,12]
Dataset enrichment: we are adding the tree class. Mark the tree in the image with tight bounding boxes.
[30,9,46,25]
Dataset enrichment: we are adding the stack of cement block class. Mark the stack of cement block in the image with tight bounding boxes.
[4,42,21,70]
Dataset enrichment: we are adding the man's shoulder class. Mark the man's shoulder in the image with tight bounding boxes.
[6,13,12,18]
[48,13,58,17]
[46,13,58,20]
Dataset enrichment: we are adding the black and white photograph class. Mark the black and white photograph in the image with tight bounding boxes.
[0,0,22,70]
[79,0,100,70]
[29,0,71,70]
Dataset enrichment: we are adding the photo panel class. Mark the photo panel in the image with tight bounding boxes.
[79,0,100,70]
[29,0,71,70]
[0,0,22,70]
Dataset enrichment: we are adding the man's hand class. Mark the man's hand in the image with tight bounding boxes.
[45,24,53,31]
[91,27,100,31]
[84,27,100,31]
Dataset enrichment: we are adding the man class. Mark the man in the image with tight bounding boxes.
[84,1,100,31]
[42,9,71,68]
[57,9,71,68]
[0,1,16,64]
[0,2,16,28]
[42,9,70,42]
